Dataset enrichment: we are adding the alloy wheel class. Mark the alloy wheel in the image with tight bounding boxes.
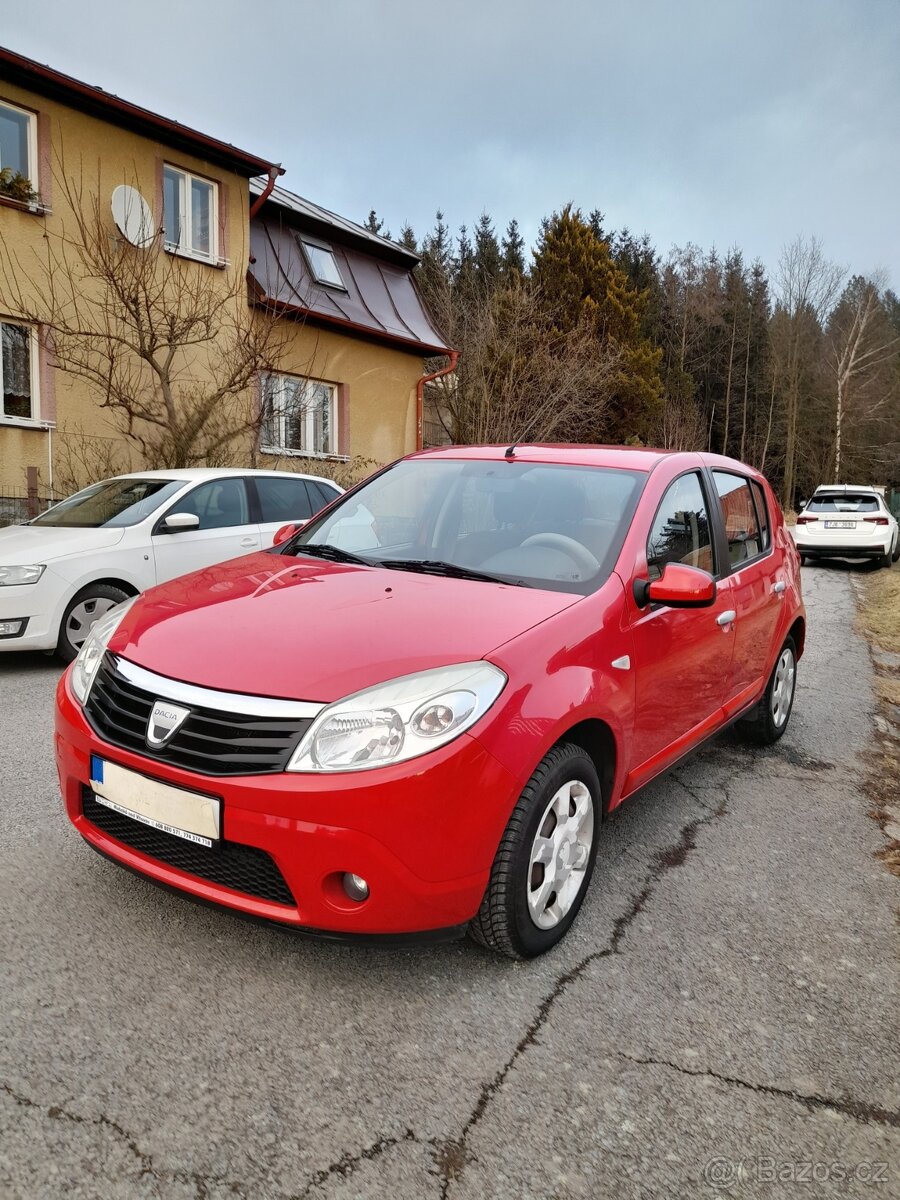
[770,647,796,728]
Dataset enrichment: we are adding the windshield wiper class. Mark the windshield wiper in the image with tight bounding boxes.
[383,559,527,586]
[294,543,382,567]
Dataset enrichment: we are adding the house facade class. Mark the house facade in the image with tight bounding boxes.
[0,46,450,516]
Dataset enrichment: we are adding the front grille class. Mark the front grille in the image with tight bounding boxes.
[85,655,313,776]
[82,788,295,906]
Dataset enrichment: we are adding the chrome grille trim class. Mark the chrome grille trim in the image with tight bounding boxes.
[109,655,324,720]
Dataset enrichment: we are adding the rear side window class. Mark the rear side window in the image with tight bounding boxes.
[255,476,314,523]
[808,494,879,513]
[713,472,762,566]
[646,472,715,580]
[308,480,340,510]
[750,480,770,551]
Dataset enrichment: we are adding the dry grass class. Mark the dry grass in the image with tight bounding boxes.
[859,567,900,655]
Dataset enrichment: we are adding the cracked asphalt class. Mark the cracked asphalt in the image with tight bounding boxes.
[1,565,897,1198]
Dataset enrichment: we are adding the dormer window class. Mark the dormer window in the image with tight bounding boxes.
[299,236,345,289]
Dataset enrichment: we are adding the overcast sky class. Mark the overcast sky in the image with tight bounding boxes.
[5,0,899,286]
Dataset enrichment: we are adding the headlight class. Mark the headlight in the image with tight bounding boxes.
[70,598,136,706]
[0,564,45,586]
[287,661,507,773]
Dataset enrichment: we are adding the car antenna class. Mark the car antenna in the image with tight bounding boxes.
[504,442,518,459]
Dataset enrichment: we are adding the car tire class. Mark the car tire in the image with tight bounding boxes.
[57,584,131,663]
[469,743,601,959]
[738,635,797,746]
[892,539,900,564]
[878,550,892,569]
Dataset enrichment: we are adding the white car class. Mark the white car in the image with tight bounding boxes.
[0,467,342,659]
[795,484,899,568]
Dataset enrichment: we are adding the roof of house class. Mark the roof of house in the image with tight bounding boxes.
[250,180,419,267]
[0,45,278,177]
[249,190,452,357]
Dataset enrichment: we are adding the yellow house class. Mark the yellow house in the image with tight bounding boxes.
[0,45,451,520]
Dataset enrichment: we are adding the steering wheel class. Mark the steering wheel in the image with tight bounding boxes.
[520,533,600,576]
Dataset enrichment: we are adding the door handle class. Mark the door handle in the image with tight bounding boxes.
[240,537,257,547]
[716,610,737,627]
[772,580,786,595]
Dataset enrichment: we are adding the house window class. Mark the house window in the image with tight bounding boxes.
[299,237,345,288]
[0,100,38,195]
[163,165,217,261]
[261,374,338,456]
[1,320,38,422]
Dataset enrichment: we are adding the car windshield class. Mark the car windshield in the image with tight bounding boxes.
[288,458,645,594]
[30,478,185,528]
[807,494,880,513]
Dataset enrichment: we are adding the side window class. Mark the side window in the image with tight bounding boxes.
[166,479,249,531]
[255,476,314,523]
[646,472,715,580]
[713,472,762,566]
[308,480,340,510]
[750,480,770,551]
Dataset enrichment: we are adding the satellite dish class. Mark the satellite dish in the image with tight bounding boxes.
[111,184,155,247]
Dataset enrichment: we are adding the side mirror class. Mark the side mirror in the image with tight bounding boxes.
[162,512,200,533]
[273,520,306,546]
[633,562,717,609]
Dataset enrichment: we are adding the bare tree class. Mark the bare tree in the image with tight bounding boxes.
[826,273,900,481]
[774,236,844,506]
[425,278,622,445]
[0,165,289,470]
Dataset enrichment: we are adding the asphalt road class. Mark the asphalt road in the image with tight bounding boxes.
[1,565,897,1199]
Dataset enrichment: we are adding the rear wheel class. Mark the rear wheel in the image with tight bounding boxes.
[469,743,601,959]
[738,636,797,745]
[57,584,130,662]
[878,549,892,569]
[892,538,900,564]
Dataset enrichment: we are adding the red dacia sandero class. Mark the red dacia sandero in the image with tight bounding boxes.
[56,445,805,957]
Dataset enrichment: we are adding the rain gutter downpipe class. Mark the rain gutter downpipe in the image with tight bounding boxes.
[417,350,459,450]
[249,164,285,221]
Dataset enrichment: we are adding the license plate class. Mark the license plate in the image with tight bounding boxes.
[89,756,221,848]
[824,520,855,529]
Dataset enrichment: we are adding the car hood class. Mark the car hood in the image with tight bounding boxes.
[0,523,125,563]
[111,552,579,701]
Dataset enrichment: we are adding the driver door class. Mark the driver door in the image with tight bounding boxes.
[152,477,260,583]
[624,470,736,794]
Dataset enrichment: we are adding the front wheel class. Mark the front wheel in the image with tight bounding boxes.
[738,636,797,745]
[469,743,601,959]
[57,584,130,662]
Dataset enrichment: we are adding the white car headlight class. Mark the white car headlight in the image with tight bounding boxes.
[70,598,136,706]
[0,564,45,586]
[287,662,507,773]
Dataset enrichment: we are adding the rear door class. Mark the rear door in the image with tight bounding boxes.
[626,469,736,790]
[151,477,260,582]
[710,471,781,715]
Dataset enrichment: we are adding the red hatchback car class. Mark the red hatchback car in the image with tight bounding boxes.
[56,446,804,958]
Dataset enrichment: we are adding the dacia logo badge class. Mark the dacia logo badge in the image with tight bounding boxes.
[146,700,190,748]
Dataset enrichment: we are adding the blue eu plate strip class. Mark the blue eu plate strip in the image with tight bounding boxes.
[90,755,104,785]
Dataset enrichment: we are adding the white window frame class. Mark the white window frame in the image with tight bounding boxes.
[0,319,41,427]
[260,373,342,459]
[162,164,219,263]
[0,99,39,196]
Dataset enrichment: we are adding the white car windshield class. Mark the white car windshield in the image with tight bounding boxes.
[31,478,184,528]
[288,458,645,595]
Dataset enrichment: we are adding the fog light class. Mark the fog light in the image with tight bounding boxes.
[0,619,25,638]
[343,872,370,902]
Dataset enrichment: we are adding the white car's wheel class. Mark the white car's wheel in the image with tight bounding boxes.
[57,584,130,662]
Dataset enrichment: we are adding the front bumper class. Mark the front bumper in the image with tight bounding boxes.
[55,671,521,935]
[0,573,63,651]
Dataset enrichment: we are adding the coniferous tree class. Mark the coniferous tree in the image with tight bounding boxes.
[473,213,503,292]
[501,218,526,277]
[398,223,418,252]
[364,209,391,240]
